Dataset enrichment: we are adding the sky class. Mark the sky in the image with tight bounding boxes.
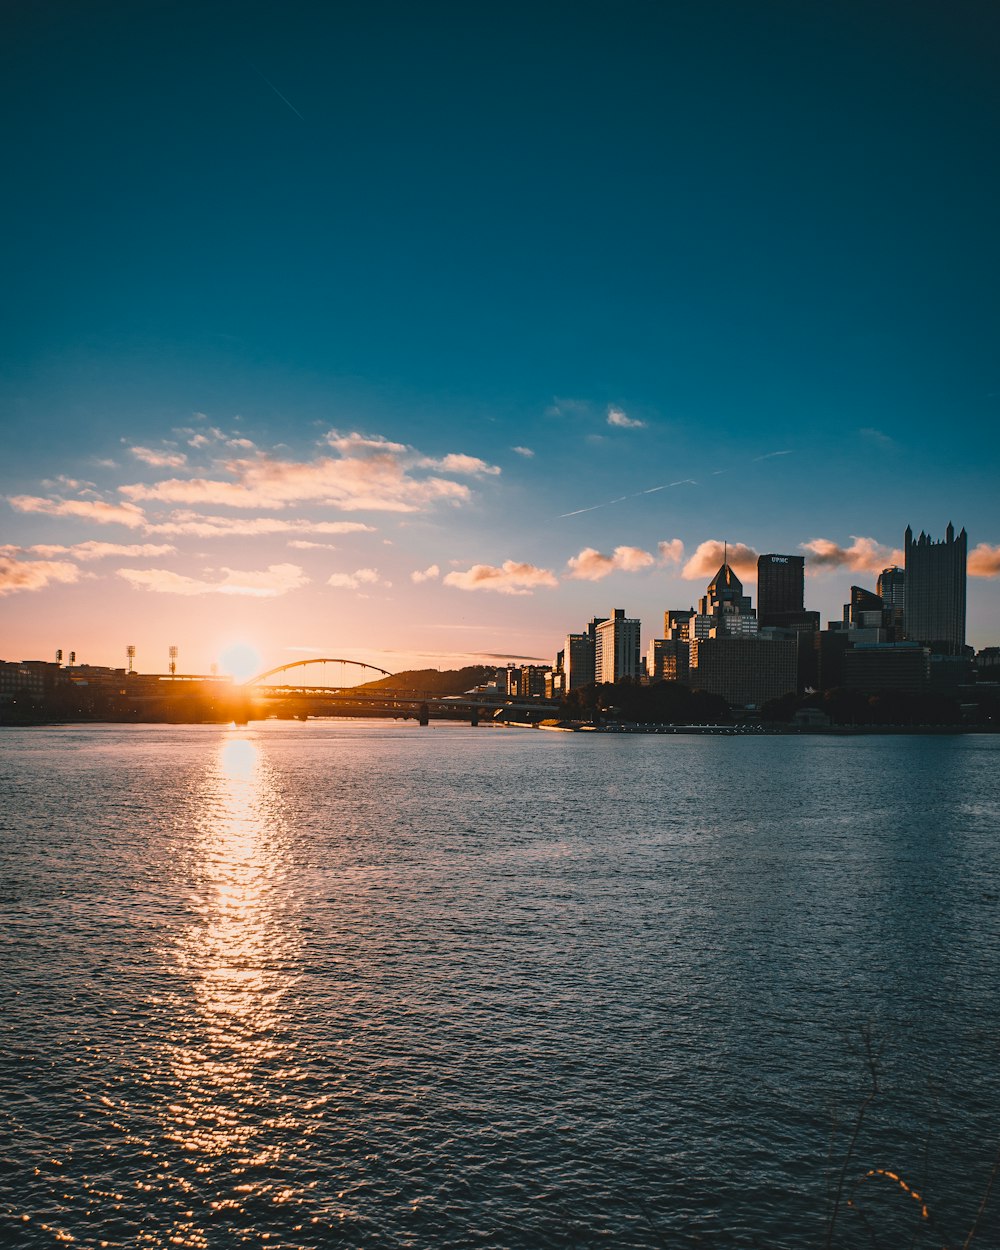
[2,0,999,677]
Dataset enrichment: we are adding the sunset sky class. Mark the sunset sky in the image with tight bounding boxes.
[3,1,999,675]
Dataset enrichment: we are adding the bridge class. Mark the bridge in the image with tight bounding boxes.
[239,657,559,724]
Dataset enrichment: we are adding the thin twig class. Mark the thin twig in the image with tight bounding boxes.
[823,1025,883,1250]
[963,1145,1000,1249]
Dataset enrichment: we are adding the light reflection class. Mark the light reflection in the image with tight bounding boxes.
[161,730,307,1244]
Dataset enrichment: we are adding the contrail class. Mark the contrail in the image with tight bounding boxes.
[752,449,793,461]
[558,479,697,519]
[249,62,305,121]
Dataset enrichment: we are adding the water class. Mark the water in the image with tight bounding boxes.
[1,722,998,1249]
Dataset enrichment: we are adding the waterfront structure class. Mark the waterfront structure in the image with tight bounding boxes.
[646,638,690,683]
[904,523,967,654]
[842,643,930,694]
[688,636,797,708]
[595,609,641,683]
[757,554,805,627]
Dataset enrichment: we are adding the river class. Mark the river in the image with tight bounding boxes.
[1,722,998,1248]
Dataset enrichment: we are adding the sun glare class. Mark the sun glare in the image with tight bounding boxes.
[218,643,262,684]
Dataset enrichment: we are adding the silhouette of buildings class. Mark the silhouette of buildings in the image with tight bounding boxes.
[904,523,967,654]
[757,554,806,627]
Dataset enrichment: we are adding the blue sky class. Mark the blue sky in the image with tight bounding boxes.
[2,1,998,672]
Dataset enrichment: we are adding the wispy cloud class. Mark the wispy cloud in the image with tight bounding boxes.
[511,446,535,458]
[118,563,309,597]
[565,545,656,581]
[682,540,759,579]
[751,450,793,462]
[443,560,558,595]
[130,446,188,468]
[120,431,488,513]
[859,427,895,449]
[800,536,903,575]
[606,406,646,429]
[327,567,385,590]
[145,513,375,538]
[411,564,441,583]
[9,495,146,528]
[26,542,176,561]
[969,542,1000,578]
[0,555,81,595]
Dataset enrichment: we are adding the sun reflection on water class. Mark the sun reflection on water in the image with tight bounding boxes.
[160,731,310,1245]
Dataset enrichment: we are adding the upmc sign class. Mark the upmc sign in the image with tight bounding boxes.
[770,556,788,564]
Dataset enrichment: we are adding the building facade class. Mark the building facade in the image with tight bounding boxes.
[595,609,641,683]
[757,554,805,626]
[688,636,798,708]
[904,523,967,654]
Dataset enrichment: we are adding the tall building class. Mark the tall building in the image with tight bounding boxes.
[595,609,641,683]
[877,566,905,635]
[904,523,967,654]
[698,563,757,636]
[563,616,607,689]
[757,554,805,626]
[688,636,798,708]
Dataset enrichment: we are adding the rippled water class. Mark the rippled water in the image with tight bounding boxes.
[1,722,998,1248]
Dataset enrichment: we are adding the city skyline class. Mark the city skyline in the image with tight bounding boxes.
[3,3,999,673]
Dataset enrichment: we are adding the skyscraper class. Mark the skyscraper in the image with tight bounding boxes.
[595,609,641,683]
[904,523,967,654]
[757,554,805,627]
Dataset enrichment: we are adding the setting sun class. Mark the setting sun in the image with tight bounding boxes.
[218,643,262,684]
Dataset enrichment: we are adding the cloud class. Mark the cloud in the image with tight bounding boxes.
[800,536,903,575]
[751,450,793,462]
[607,406,646,429]
[326,431,409,456]
[969,543,1000,578]
[26,542,176,561]
[682,540,760,579]
[566,545,656,581]
[144,512,375,538]
[327,567,383,590]
[131,446,188,468]
[118,563,308,597]
[121,451,472,513]
[511,446,535,458]
[443,560,558,595]
[418,453,501,476]
[545,397,592,419]
[658,539,685,566]
[859,427,895,449]
[411,564,441,583]
[0,555,81,595]
[287,540,339,550]
[8,495,146,528]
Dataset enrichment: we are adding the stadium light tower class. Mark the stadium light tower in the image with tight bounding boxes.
[126,645,136,675]
[168,646,178,676]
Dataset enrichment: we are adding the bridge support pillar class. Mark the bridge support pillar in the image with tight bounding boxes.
[418,702,429,726]
[470,709,479,727]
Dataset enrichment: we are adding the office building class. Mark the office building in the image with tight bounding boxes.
[757,554,805,627]
[646,638,690,683]
[595,609,641,683]
[688,636,797,708]
[697,562,758,636]
[904,524,967,654]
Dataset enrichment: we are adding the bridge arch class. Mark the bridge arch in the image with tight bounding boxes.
[244,658,392,687]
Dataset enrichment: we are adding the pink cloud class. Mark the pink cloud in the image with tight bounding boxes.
[444,560,558,596]
[801,536,903,575]
[969,543,1000,578]
[566,545,656,581]
[681,540,760,580]
[120,452,472,513]
[9,496,146,528]
[606,406,645,429]
[144,512,374,538]
[658,539,685,565]
[27,542,176,561]
[117,563,308,597]
[411,564,441,583]
[327,568,383,591]
[130,446,188,468]
[0,555,81,595]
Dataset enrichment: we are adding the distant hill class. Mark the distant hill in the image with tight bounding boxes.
[354,666,499,695]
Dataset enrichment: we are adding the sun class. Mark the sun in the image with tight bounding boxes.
[218,642,262,683]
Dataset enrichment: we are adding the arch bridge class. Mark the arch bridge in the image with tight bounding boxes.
[243,658,392,689]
